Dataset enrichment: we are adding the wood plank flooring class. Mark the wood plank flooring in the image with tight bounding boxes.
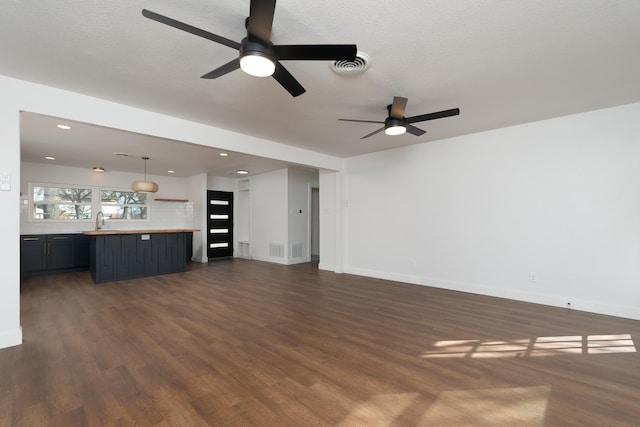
[2,259,640,426]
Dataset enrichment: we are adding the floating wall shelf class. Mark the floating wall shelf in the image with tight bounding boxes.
[154,198,189,203]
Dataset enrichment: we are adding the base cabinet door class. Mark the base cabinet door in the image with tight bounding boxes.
[20,235,47,273]
[74,234,91,269]
[91,235,118,283]
[21,234,90,275]
[47,235,75,270]
[115,234,138,281]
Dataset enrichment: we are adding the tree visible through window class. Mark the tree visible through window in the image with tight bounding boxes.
[32,186,92,220]
[100,190,148,220]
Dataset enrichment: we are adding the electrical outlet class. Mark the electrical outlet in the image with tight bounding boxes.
[528,272,536,283]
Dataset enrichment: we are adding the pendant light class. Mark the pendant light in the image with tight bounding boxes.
[131,156,159,193]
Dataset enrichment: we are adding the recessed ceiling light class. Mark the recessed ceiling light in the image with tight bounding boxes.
[168,170,175,174]
[236,170,249,175]
[219,153,229,157]
[56,124,71,130]
[92,167,106,172]
[45,156,55,160]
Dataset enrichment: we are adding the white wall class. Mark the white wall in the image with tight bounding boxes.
[0,104,21,349]
[207,176,236,192]
[319,169,344,273]
[186,173,207,262]
[250,169,289,263]
[237,189,251,243]
[344,102,640,320]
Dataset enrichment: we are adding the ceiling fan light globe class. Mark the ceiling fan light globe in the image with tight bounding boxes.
[385,125,406,136]
[240,53,275,77]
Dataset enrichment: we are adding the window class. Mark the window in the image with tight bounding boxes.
[31,185,92,220]
[100,190,148,220]
[29,184,151,222]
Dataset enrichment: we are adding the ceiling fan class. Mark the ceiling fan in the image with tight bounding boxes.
[339,96,460,139]
[142,0,357,97]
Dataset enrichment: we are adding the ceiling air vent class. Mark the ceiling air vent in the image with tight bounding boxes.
[330,51,371,75]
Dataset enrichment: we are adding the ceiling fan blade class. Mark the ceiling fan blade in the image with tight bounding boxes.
[272,62,306,97]
[361,127,386,139]
[406,108,460,124]
[272,44,357,61]
[389,97,408,119]
[201,58,241,79]
[406,124,426,136]
[338,119,385,124]
[142,9,241,50]
[247,0,276,42]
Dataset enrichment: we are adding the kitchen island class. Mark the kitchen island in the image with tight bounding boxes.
[83,229,198,284]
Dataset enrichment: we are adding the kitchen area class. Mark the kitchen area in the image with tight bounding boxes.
[19,159,202,284]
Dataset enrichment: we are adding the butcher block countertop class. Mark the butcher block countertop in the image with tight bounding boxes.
[83,229,199,236]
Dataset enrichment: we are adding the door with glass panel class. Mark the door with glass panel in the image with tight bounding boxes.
[207,190,234,258]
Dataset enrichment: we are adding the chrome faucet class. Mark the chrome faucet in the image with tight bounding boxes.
[95,211,105,231]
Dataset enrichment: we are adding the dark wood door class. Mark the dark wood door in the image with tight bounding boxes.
[207,190,234,259]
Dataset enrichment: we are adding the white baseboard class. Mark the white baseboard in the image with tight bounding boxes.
[318,262,335,272]
[344,267,640,321]
[250,255,289,265]
[0,326,22,349]
[287,257,311,265]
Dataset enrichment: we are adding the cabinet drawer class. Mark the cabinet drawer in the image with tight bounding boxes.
[21,235,45,244]
[46,234,75,242]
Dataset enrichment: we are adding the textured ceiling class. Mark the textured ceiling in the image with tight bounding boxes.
[4,0,640,176]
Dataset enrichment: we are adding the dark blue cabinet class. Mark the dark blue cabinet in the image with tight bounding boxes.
[20,235,47,273]
[46,235,75,270]
[90,232,189,284]
[20,234,91,275]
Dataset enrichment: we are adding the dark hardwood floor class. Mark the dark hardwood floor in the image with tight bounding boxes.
[2,259,640,426]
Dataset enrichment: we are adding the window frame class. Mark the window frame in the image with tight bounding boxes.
[28,182,93,222]
[27,182,151,223]
[99,188,150,221]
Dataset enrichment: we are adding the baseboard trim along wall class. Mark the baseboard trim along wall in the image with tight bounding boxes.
[0,326,22,350]
[344,267,640,321]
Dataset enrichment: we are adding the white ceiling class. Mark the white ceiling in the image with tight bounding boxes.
[5,0,640,177]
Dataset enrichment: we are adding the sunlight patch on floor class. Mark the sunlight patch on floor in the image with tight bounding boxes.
[420,385,550,426]
[421,334,636,358]
[337,392,418,427]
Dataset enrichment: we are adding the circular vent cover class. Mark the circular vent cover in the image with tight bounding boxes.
[330,51,371,75]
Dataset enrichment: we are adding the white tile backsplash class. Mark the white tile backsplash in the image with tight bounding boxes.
[20,200,194,234]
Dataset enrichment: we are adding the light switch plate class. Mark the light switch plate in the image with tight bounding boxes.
[0,172,10,191]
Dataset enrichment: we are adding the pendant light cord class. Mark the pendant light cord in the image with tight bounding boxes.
[142,156,149,180]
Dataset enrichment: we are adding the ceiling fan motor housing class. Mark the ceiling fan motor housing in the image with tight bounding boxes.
[385,117,405,129]
[239,38,276,76]
[240,37,272,57]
